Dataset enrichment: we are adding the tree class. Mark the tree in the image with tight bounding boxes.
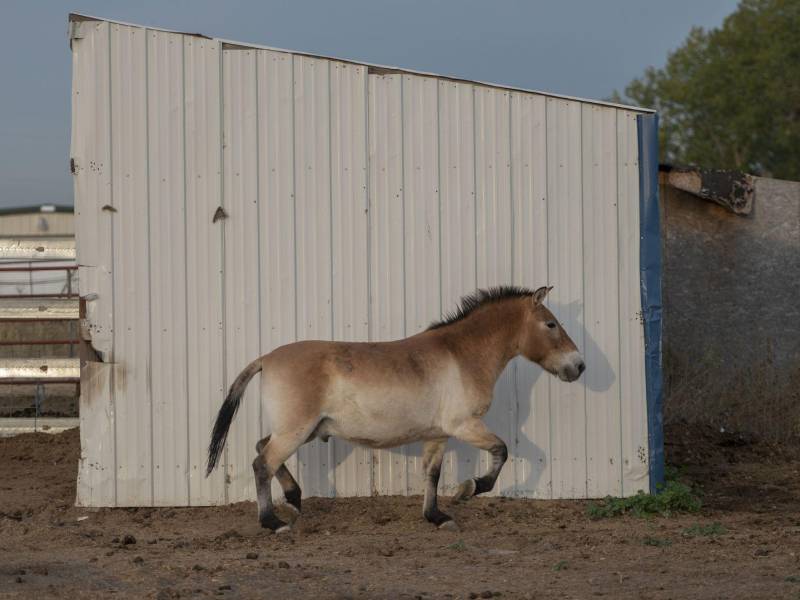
[614,0,800,180]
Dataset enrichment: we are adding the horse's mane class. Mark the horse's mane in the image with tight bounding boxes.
[427,285,534,331]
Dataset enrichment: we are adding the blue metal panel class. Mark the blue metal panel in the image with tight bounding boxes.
[636,114,664,494]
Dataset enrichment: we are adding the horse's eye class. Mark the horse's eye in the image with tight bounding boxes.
[546,321,557,329]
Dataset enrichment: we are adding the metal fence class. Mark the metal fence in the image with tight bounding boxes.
[0,239,80,433]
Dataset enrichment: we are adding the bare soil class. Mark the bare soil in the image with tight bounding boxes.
[3,424,800,599]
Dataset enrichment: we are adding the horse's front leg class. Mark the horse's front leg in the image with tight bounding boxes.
[451,419,508,502]
[421,438,458,530]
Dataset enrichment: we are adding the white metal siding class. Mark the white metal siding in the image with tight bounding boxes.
[148,30,189,506]
[72,18,651,506]
[184,36,225,505]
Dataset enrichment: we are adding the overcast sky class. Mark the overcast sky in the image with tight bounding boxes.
[0,0,739,209]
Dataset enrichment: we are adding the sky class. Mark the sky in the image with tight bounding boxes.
[0,0,739,209]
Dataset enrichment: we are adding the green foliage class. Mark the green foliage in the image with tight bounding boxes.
[553,560,568,572]
[587,480,701,519]
[615,0,800,180]
[683,522,727,537]
[642,536,673,547]
[446,539,466,552]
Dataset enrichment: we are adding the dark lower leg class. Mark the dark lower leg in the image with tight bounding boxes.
[252,456,287,531]
[275,465,301,513]
[257,435,301,513]
[422,440,452,527]
[453,420,508,501]
[472,441,508,494]
[423,464,452,526]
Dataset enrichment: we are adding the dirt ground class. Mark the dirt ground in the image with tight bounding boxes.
[3,425,800,599]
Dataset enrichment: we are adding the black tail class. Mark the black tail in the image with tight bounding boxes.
[206,359,263,476]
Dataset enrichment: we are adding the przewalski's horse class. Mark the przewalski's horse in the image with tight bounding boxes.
[207,285,584,532]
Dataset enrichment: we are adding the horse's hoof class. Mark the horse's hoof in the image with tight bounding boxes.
[438,519,459,532]
[260,512,288,532]
[275,524,292,534]
[453,478,476,503]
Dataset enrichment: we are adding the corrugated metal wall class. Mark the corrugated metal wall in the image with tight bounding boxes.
[71,17,650,507]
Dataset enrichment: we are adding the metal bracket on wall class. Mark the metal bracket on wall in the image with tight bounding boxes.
[213,207,228,223]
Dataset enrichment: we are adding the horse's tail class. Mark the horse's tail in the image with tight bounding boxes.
[206,358,263,476]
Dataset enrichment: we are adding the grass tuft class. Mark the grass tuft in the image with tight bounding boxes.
[642,536,672,547]
[587,479,701,520]
[446,539,466,552]
[552,560,568,572]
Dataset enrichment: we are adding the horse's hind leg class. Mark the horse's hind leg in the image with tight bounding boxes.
[255,436,302,518]
[253,429,308,532]
[422,439,457,530]
[451,419,508,502]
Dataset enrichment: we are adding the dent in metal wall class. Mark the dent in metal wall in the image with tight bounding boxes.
[72,18,651,506]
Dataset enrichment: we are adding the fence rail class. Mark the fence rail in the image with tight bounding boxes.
[0,297,80,321]
[0,238,76,261]
[0,239,81,432]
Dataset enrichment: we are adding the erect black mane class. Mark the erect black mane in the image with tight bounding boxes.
[427,285,534,330]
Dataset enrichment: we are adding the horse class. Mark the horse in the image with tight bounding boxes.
[206,285,585,532]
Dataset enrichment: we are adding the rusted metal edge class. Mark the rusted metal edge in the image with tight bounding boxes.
[659,164,755,216]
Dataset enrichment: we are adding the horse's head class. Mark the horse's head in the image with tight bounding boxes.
[519,286,585,382]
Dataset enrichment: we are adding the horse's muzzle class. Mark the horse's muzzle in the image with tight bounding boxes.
[557,355,585,382]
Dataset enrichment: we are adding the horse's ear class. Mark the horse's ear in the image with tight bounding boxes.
[532,286,553,305]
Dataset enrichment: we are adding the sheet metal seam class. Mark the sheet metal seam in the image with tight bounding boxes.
[472,87,478,293]
[290,53,301,486]
[219,44,229,504]
[255,51,263,447]
[327,60,336,496]
[436,83,443,322]
[363,64,374,495]
[544,98,553,499]
[182,37,191,504]
[108,23,119,507]
[399,75,409,496]
[145,28,155,506]
[615,111,625,496]
[508,93,518,495]
[579,105,588,499]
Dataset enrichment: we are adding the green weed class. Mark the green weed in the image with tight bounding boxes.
[587,479,701,520]
[553,560,568,572]
[642,536,672,547]
[447,539,466,552]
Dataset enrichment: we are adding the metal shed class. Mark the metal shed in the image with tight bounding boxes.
[69,13,662,507]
